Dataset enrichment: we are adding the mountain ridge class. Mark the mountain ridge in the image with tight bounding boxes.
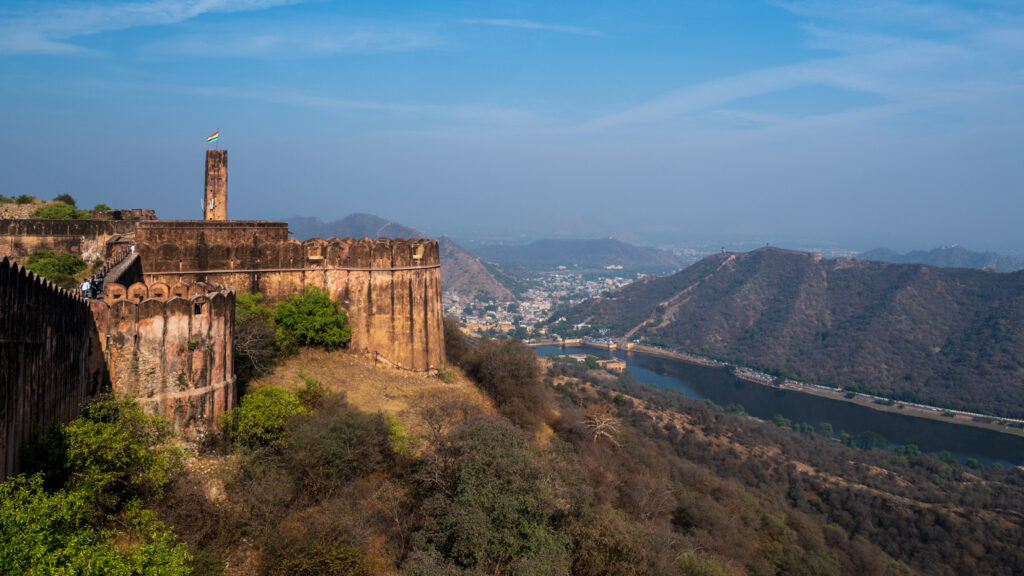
[555,246,1024,417]
[859,245,1024,273]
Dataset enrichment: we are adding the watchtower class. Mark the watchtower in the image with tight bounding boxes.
[204,150,228,221]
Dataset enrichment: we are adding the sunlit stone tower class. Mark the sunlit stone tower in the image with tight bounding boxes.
[204,149,228,220]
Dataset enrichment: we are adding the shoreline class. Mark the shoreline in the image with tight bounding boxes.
[529,340,1024,439]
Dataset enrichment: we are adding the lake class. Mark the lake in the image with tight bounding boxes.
[536,346,1024,466]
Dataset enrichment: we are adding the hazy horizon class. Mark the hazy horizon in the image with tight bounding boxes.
[2,1,1023,253]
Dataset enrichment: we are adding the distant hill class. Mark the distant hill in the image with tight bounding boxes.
[471,238,687,274]
[859,245,1024,273]
[556,247,1024,418]
[287,215,515,303]
[438,236,515,302]
[288,213,420,241]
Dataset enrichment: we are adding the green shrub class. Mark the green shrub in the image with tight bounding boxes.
[63,395,180,505]
[0,475,191,576]
[32,203,89,220]
[677,550,739,576]
[53,193,77,206]
[264,536,375,576]
[225,387,306,448]
[15,194,36,204]
[0,195,11,203]
[410,419,571,575]
[5,397,189,575]
[93,203,112,211]
[275,285,352,350]
[464,339,552,431]
[386,415,417,455]
[22,250,89,289]
[285,398,398,497]
[444,316,470,365]
[296,371,328,410]
[436,368,457,384]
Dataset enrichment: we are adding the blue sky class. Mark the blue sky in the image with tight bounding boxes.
[1,0,1023,251]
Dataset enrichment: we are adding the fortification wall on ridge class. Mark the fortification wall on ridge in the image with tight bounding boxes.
[0,219,138,261]
[135,221,444,371]
[90,281,235,429]
[0,258,100,480]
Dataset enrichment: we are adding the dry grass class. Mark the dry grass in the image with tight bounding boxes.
[248,349,496,440]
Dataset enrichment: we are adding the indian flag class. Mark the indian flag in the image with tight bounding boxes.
[206,131,220,143]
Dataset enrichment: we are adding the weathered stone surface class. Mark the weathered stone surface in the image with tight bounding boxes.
[135,221,445,371]
[93,281,236,430]
[204,150,228,221]
[0,219,137,261]
[1,258,99,480]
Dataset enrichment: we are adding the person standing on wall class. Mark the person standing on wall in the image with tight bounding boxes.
[80,278,91,300]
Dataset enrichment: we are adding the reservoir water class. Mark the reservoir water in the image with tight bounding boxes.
[536,346,1024,466]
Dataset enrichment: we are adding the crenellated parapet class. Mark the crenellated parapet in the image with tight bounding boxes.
[0,219,138,261]
[1,257,102,479]
[134,221,445,372]
[89,280,235,429]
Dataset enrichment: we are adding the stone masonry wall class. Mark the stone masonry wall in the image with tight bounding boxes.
[0,257,97,480]
[135,221,445,372]
[0,219,138,261]
[90,281,235,429]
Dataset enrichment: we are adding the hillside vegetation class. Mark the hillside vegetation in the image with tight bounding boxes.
[555,247,1024,417]
[9,332,1024,574]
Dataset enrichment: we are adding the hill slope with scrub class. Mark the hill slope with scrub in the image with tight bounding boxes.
[555,246,1024,417]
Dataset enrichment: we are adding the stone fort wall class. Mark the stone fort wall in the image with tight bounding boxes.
[1,258,100,480]
[90,280,235,429]
[134,221,444,372]
[0,219,138,262]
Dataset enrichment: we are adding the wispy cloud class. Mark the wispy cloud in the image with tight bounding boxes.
[461,18,605,37]
[142,23,443,58]
[575,0,1024,132]
[0,0,305,54]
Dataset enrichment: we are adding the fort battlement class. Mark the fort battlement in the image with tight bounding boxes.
[0,219,138,261]
[135,222,445,372]
[2,149,445,449]
[1,257,101,479]
[89,280,235,429]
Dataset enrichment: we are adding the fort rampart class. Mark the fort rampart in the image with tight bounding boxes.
[135,221,444,371]
[89,280,235,429]
[1,258,98,479]
[0,219,138,261]
[104,253,143,287]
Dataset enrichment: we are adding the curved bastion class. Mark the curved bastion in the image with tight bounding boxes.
[89,281,235,429]
[134,221,444,372]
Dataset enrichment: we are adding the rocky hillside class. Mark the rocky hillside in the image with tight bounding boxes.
[556,247,1024,418]
[471,237,688,274]
[860,245,1024,273]
[287,214,516,302]
[438,236,515,302]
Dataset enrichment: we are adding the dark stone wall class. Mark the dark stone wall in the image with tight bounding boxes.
[0,257,97,480]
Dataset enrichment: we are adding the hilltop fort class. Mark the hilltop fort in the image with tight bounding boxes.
[1,150,444,478]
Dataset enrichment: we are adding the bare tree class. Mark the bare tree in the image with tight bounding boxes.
[584,410,622,447]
